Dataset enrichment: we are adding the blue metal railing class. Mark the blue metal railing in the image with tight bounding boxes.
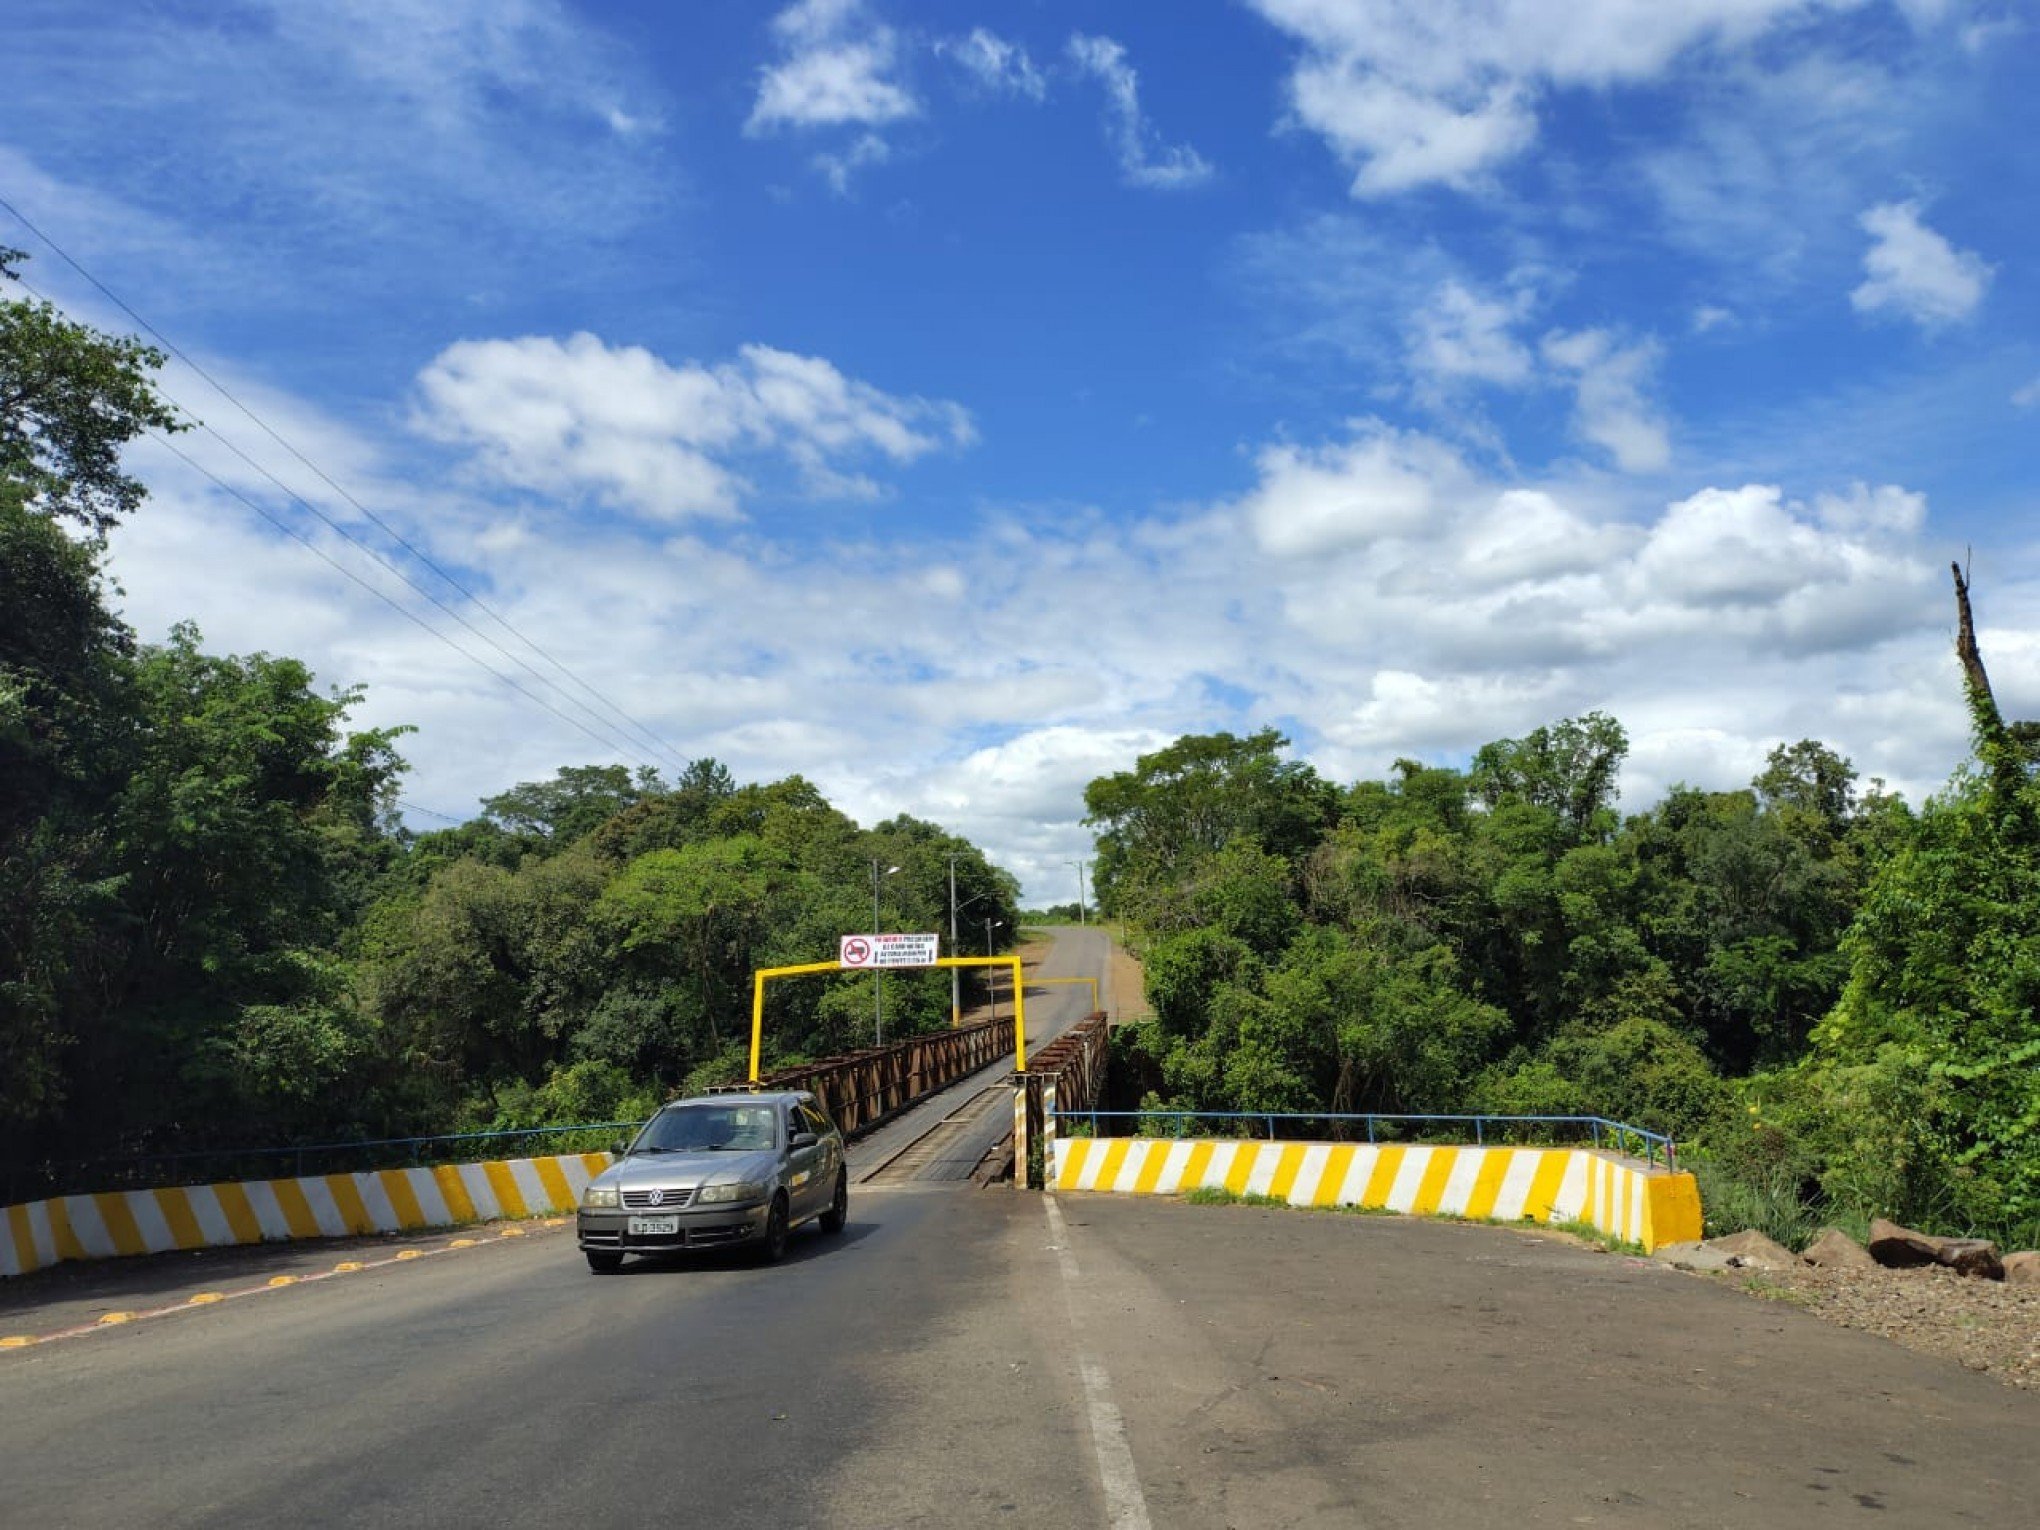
[1046,1110,1677,1169]
[6,1121,644,1204]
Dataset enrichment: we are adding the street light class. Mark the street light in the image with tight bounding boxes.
[947,854,962,1027]
[982,917,1005,1024]
[1066,859,1088,925]
[872,860,899,1046]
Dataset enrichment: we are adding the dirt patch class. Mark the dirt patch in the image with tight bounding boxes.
[1105,930,1143,1023]
[1695,1258,2040,1390]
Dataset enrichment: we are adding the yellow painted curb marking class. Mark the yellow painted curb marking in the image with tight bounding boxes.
[267,1275,297,1287]
[3,1335,35,1347]
[188,1292,224,1305]
[333,1261,364,1273]
[98,1312,135,1325]
[394,1249,422,1260]
[449,1238,477,1248]
[498,1225,524,1237]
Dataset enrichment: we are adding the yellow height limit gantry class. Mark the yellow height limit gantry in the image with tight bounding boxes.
[748,956,1028,1083]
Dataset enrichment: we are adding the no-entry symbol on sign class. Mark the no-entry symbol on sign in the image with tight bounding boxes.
[839,933,940,968]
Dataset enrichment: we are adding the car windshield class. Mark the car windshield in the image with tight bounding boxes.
[633,1103,778,1154]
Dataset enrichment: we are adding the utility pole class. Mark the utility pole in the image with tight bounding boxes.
[983,917,1003,1024]
[871,860,898,1046]
[1066,859,1088,925]
[947,854,961,1026]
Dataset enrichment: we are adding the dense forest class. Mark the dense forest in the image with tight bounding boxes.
[0,252,1017,1188]
[1087,670,2040,1247]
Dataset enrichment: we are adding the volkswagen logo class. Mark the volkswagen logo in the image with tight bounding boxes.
[648,1188,665,1206]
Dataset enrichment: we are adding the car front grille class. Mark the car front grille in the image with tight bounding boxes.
[622,1186,695,1210]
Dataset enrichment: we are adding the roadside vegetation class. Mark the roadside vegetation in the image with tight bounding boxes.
[1,254,1018,1189]
[1085,674,2040,1251]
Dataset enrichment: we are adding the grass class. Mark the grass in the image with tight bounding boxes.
[1739,1274,1815,1306]
[1547,1216,1646,1256]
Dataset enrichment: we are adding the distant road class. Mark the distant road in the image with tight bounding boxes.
[5,928,2035,1527]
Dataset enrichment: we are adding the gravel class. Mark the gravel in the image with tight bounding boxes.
[1692,1257,2040,1390]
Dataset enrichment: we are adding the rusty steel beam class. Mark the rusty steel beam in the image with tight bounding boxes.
[720,1015,1017,1141]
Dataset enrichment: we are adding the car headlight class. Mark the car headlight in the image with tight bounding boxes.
[695,1181,763,1205]
[581,1184,620,1209]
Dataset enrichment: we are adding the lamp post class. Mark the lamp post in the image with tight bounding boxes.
[1066,859,1088,925]
[947,854,961,1027]
[982,917,1005,1024]
[871,860,899,1045]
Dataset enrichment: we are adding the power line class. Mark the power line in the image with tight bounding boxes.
[9,263,668,775]
[143,429,671,769]
[0,193,693,773]
[396,799,466,825]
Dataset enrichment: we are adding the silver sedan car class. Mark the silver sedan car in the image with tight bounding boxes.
[576,1090,848,1272]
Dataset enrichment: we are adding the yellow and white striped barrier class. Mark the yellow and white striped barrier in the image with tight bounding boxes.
[1,1152,614,1279]
[1051,1137,1701,1252]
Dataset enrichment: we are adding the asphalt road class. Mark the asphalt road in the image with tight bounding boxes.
[6,928,2037,1527]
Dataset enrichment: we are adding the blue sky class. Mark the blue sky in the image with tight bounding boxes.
[3,0,2037,901]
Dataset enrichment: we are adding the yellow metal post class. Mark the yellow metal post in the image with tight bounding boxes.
[749,969,766,1084]
[747,959,847,1084]
[1011,956,1026,1072]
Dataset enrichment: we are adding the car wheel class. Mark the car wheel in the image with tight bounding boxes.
[759,1194,791,1263]
[819,1172,848,1234]
[585,1250,624,1274]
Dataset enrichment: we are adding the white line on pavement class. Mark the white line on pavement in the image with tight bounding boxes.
[1044,1192,1153,1530]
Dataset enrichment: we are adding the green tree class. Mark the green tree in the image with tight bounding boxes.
[481,762,661,851]
[1470,711,1628,841]
[1,247,183,537]
[1086,728,1335,923]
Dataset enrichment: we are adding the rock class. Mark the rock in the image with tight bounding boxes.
[1705,1229,1799,1271]
[1869,1218,1942,1269]
[1801,1227,1877,1271]
[2004,1251,2040,1286]
[1653,1241,1741,1273]
[1935,1239,2004,1281]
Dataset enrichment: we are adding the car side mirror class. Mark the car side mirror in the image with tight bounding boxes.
[611,1139,629,1157]
[790,1130,818,1149]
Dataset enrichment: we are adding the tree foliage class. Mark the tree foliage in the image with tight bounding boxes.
[1,247,183,537]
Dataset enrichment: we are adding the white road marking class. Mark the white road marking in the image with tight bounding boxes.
[1043,1193,1153,1530]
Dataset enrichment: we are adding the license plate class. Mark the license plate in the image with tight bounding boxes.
[627,1215,680,1236]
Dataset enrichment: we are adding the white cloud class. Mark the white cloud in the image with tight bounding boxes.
[1246,0,1871,195]
[102,377,1980,904]
[1066,34,1214,189]
[1410,280,1536,387]
[1541,329,1672,473]
[936,28,1046,100]
[412,333,973,519]
[1457,489,1633,586]
[815,132,891,195]
[1241,425,1482,557]
[2014,376,2040,410]
[1691,305,1735,333]
[747,0,917,134]
[1850,200,1993,328]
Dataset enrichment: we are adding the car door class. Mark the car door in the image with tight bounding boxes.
[786,1102,826,1219]
[804,1103,842,1208]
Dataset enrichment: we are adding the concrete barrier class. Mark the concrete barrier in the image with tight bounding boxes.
[1,1152,616,1279]
[1051,1137,1702,1252]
